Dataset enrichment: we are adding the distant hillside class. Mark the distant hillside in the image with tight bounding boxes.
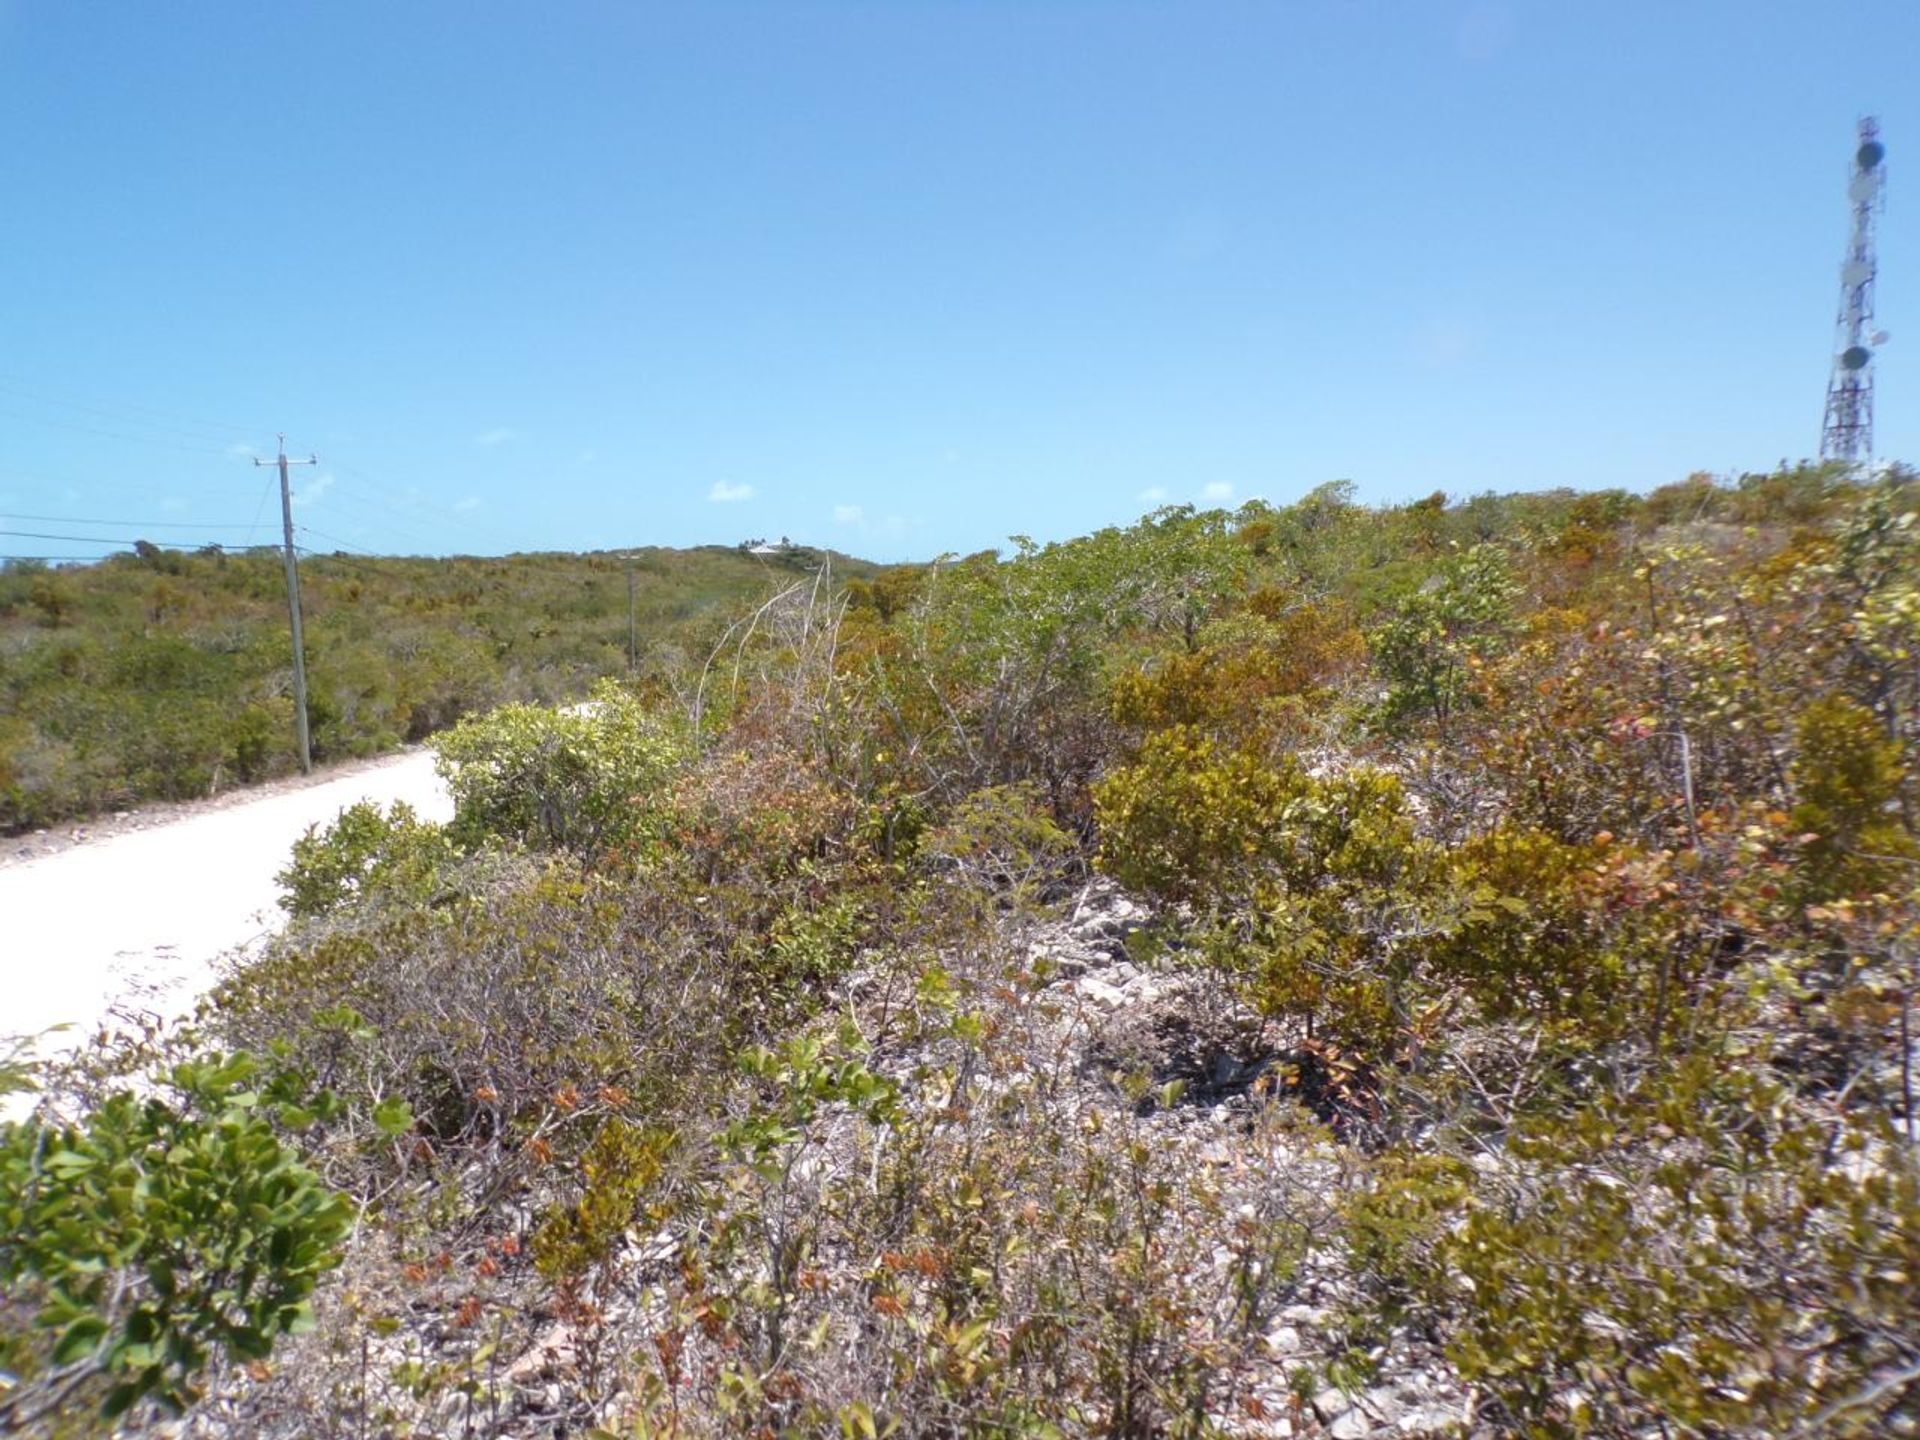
[0,540,880,830]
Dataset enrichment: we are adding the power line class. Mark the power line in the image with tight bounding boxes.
[0,380,260,448]
[0,372,262,438]
[326,457,521,555]
[0,404,239,456]
[309,495,442,556]
[0,511,260,531]
[0,462,243,507]
[0,528,237,550]
[244,470,278,549]
[0,527,162,545]
[307,469,455,552]
[0,386,516,555]
[256,446,445,555]
[297,524,379,556]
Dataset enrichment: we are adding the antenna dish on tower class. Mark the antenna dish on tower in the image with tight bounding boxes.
[1821,118,1886,466]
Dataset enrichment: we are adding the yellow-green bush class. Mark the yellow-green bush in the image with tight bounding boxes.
[1789,695,1915,900]
[1339,1060,1920,1436]
[433,678,691,855]
[1098,728,1445,1059]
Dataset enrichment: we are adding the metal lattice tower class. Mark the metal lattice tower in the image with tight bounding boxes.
[1821,117,1887,465]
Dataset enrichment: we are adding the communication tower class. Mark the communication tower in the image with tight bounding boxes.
[1820,118,1887,465]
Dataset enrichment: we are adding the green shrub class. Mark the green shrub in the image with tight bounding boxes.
[276,799,464,921]
[1340,1060,1920,1436]
[1432,825,1688,1038]
[432,677,690,854]
[1097,728,1444,1058]
[1369,543,1515,731]
[532,1118,674,1284]
[0,1053,350,1427]
[1789,695,1915,900]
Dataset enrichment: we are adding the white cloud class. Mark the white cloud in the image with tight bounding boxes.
[161,495,187,513]
[833,504,865,526]
[454,494,482,513]
[474,427,517,447]
[292,472,334,508]
[709,480,755,503]
[1202,481,1235,502]
[1138,486,1169,504]
[225,442,259,460]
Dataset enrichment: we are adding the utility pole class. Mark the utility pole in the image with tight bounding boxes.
[256,435,319,773]
[627,561,638,673]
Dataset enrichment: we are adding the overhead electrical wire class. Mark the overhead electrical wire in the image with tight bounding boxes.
[326,459,521,555]
[0,511,260,531]
[247,441,444,556]
[0,527,252,552]
[297,524,380,556]
[0,527,178,545]
[292,477,448,555]
[0,372,262,439]
[0,469,247,512]
[0,380,261,448]
[243,471,278,548]
[0,382,524,557]
[0,404,241,457]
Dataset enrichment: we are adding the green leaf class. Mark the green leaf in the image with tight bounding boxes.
[45,1149,97,1178]
[52,1314,108,1365]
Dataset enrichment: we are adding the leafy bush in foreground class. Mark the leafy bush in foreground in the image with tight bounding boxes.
[0,1054,349,1430]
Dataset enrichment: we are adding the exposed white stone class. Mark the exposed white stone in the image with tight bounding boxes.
[1397,1398,1470,1434]
[1265,1323,1303,1354]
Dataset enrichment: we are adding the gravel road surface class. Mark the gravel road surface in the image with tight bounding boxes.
[2,749,451,1081]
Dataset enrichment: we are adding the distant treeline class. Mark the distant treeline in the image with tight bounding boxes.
[0,541,874,831]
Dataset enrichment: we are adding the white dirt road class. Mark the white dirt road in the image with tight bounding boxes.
[1,749,451,1078]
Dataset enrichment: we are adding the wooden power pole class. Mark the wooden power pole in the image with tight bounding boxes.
[256,435,319,773]
[627,562,638,672]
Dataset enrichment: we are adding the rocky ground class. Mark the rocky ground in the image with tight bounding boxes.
[1028,882,1476,1439]
[150,879,1481,1439]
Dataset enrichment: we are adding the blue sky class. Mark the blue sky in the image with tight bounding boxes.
[0,1,1914,562]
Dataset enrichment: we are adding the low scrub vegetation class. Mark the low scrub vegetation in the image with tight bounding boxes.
[0,543,874,831]
[6,463,1920,1436]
